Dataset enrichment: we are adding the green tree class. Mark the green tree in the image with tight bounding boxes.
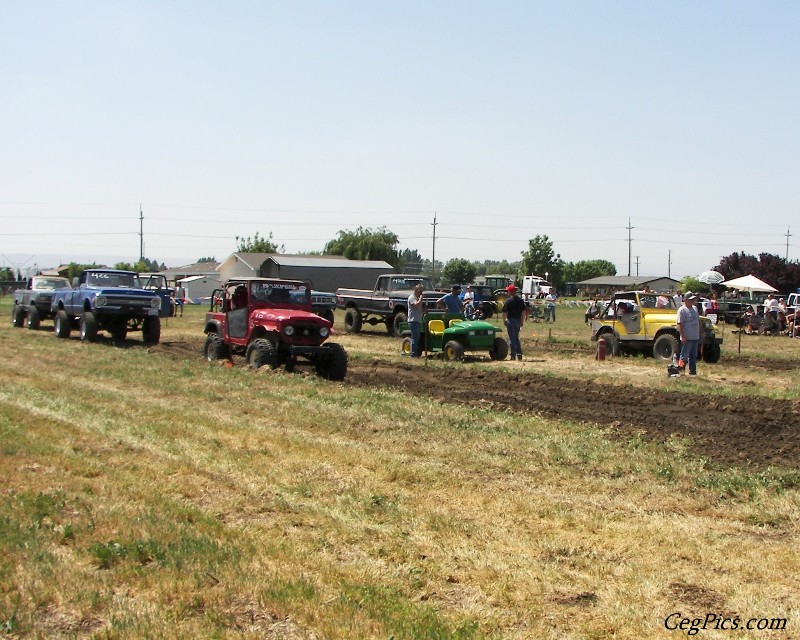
[680,276,708,295]
[196,256,216,263]
[400,248,424,274]
[113,258,164,273]
[65,262,102,281]
[0,267,15,281]
[519,235,564,286]
[324,227,401,268]
[715,252,800,293]
[441,258,477,285]
[562,259,617,283]
[236,232,282,253]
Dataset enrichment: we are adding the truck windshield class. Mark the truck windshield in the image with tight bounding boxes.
[86,272,139,288]
[390,278,433,290]
[33,278,69,290]
[251,282,310,304]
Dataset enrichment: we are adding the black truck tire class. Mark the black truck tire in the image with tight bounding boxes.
[203,333,230,362]
[54,310,71,339]
[702,343,722,364]
[26,306,41,330]
[343,308,362,334]
[316,343,348,381]
[12,305,25,328]
[391,311,407,337]
[652,334,679,362]
[142,316,161,344]
[245,338,277,369]
[599,332,619,357]
[80,312,99,342]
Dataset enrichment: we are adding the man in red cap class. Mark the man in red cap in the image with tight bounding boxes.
[502,284,528,360]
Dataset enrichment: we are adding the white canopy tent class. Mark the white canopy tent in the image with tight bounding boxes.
[720,274,778,294]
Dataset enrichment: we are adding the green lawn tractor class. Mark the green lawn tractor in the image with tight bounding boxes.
[400,312,509,361]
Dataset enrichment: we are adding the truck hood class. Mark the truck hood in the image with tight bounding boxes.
[93,288,158,297]
[251,308,329,325]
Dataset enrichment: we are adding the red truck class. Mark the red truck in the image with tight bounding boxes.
[203,278,347,380]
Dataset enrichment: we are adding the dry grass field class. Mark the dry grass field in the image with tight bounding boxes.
[1,298,798,639]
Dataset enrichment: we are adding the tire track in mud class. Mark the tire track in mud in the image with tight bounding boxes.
[153,339,800,471]
[346,359,800,471]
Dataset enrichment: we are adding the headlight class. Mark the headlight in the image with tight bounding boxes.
[319,327,329,337]
[150,297,161,309]
[96,295,107,307]
[283,326,295,336]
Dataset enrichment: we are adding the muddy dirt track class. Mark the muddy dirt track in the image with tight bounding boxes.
[154,339,800,472]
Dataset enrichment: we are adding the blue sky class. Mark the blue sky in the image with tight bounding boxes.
[1,1,798,279]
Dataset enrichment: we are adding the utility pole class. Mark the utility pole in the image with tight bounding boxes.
[635,256,640,277]
[431,212,437,283]
[668,250,671,279]
[786,227,792,262]
[626,218,634,276]
[139,204,144,261]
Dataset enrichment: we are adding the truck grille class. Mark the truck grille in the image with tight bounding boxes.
[106,296,154,308]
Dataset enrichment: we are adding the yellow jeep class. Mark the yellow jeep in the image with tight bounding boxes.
[590,291,722,363]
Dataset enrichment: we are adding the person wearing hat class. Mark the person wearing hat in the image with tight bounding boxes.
[677,291,704,375]
[437,284,464,314]
[502,284,528,361]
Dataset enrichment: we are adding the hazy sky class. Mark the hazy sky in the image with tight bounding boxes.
[2,1,798,279]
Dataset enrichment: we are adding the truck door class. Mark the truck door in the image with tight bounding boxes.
[226,284,249,339]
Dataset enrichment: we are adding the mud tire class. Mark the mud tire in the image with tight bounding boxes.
[315,343,348,381]
[702,343,722,364]
[652,334,679,362]
[203,333,230,362]
[246,339,277,370]
[26,306,41,330]
[142,316,161,344]
[54,310,71,339]
[80,312,99,342]
[343,308,362,334]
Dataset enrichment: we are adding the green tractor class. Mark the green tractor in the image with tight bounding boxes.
[400,312,509,361]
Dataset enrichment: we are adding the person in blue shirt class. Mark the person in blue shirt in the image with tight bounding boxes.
[437,284,464,314]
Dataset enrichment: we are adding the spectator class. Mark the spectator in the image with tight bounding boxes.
[677,292,704,376]
[544,291,557,323]
[407,283,424,357]
[502,285,528,360]
[585,296,601,324]
[437,285,464,314]
[462,285,476,318]
[173,284,185,317]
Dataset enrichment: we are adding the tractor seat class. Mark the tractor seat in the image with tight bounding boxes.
[449,319,463,327]
[428,319,445,335]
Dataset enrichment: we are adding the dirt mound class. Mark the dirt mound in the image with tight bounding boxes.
[154,339,800,471]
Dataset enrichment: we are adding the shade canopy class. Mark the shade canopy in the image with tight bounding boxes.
[697,270,725,284]
[720,274,778,293]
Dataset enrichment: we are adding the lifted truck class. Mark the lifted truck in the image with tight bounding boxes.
[12,275,72,329]
[336,274,437,336]
[50,269,162,343]
[203,278,347,380]
[590,291,722,363]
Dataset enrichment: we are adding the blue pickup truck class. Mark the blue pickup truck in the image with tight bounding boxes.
[51,269,163,343]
